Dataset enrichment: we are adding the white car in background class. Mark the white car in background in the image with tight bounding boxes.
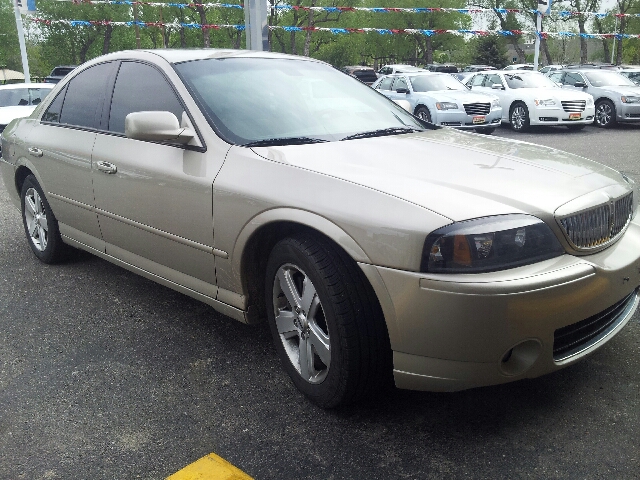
[372,72,502,134]
[466,71,595,132]
[0,83,54,138]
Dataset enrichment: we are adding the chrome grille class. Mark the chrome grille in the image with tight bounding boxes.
[463,103,490,115]
[558,192,634,250]
[561,100,586,112]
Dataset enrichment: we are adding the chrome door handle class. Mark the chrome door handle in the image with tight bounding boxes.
[96,161,117,174]
[28,147,43,157]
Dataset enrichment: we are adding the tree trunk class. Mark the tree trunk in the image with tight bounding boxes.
[594,17,610,62]
[616,16,626,65]
[195,6,210,48]
[303,0,314,57]
[578,17,588,64]
[290,8,299,55]
[102,24,112,55]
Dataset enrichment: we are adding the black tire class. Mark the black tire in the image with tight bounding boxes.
[265,233,392,408]
[509,102,530,132]
[414,106,432,123]
[475,128,495,135]
[566,124,586,131]
[20,175,70,264]
[594,99,616,128]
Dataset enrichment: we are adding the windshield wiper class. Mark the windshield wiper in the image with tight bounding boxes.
[341,127,424,141]
[243,137,328,147]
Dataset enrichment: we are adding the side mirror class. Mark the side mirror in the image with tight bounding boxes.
[574,82,587,88]
[491,84,504,90]
[396,88,410,94]
[125,111,195,144]
[393,99,412,112]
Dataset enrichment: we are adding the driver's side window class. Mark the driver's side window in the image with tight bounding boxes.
[485,74,503,88]
[470,74,486,87]
[392,77,408,92]
[378,77,393,91]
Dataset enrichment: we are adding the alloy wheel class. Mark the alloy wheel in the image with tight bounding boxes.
[595,102,612,126]
[24,187,48,252]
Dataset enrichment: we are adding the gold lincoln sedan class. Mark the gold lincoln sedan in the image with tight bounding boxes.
[1,50,639,408]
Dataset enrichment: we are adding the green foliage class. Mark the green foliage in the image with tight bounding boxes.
[471,35,508,68]
[0,0,21,71]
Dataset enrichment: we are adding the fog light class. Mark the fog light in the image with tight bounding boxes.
[499,339,542,376]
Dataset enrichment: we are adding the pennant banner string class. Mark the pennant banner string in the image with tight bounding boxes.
[49,0,640,19]
[27,17,640,38]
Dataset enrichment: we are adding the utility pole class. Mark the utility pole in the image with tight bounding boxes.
[13,0,32,83]
[244,0,269,51]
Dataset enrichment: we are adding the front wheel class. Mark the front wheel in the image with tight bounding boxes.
[20,175,71,264]
[509,102,530,132]
[265,233,392,408]
[414,106,432,123]
[594,99,616,128]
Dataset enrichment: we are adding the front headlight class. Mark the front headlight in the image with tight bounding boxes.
[621,95,640,103]
[534,99,556,106]
[436,102,459,110]
[491,98,500,109]
[421,214,565,273]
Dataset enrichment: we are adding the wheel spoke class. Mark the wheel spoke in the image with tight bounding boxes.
[39,215,48,233]
[308,322,330,367]
[300,276,317,316]
[277,268,301,309]
[27,218,38,237]
[25,195,37,217]
[275,310,297,338]
[298,336,311,380]
[38,226,47,249]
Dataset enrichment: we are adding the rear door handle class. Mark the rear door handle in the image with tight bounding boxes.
[28,147,43,157]
[96,161,117,174]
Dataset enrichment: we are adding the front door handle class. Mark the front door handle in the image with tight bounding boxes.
[96,161,117,174]
[28,147,43,157]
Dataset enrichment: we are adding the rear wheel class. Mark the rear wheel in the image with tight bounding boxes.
[594,99,616,128]
[265,233,392,408]
[415,106,432,123]
[509,102,530,132]
[20,175,71,263]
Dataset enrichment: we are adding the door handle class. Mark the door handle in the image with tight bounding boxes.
[96,161,117,174]
[28,147,43,157]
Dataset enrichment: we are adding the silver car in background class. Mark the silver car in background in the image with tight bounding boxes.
[547,69,640,127]
[2,50,639,408]
[372,72,502,134]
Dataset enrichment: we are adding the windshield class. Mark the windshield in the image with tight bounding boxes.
[0,87,51,107]
[409,74,467,92]
[584,71,636,87]
[504,73,558,89]
[174,58,424,145]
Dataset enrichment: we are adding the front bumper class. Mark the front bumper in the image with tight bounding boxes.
[617,102,640,122]
[434,108,502,130]
[530,104,595,126]
[359,219,640,392]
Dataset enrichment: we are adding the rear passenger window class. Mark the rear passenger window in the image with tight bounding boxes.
[108,62,185,134]
[42,85,67,123]
[58,63,114,129]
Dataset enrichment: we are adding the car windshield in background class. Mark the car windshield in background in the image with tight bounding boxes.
[584,71,636,87]
[0,88,50,107]
[409,74,466,92]
[175,58,424,145]
[504,73,558,89]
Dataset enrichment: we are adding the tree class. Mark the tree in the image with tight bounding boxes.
[471,35,508,67]
[0,0,21,71]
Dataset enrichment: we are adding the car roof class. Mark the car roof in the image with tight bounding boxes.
[0,82,54,90]
[93,49,326,66]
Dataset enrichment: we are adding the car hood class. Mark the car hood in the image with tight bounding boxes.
[0,105,36,125]
[415,89,497,103]
[252,128,626,222]
[524,87,591,101]
[594,85,640,96]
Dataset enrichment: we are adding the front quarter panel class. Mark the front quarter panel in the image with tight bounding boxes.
[211,146,451,297]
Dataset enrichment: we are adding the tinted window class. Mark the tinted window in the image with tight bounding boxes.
[379,77,394,90]
[470,75,485,87]
[564,73,585,85]
[108,61,184,134]
[392,77,408,91]
[42,85,68,123]
[59,63,114,129]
